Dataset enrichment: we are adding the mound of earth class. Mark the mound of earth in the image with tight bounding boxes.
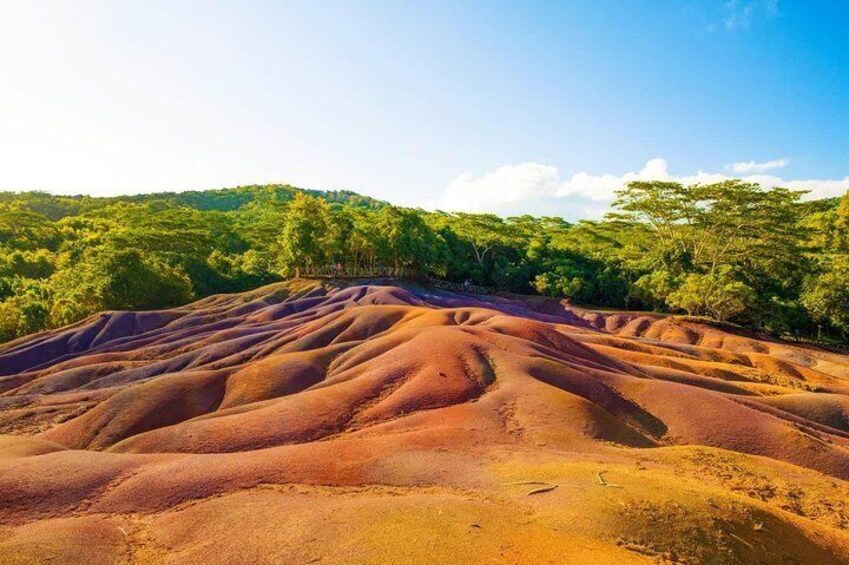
[2,279,849,563]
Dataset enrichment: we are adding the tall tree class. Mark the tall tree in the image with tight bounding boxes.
[277,193,332,274]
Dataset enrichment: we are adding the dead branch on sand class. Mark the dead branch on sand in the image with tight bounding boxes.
[728,532,754,549]
[526,484,559,496]
[596,471,623,488]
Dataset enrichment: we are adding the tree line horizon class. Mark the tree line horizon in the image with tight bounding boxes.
[1,180,847,344]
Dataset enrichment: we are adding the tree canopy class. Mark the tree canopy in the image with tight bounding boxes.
[0,181,846,344]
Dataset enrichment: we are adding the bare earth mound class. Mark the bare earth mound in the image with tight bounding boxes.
[2,279,849,563]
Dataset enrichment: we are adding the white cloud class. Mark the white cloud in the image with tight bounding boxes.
[558,158,672,202]
[723,0,779,30]
[726,158,788,174]
[436,158,849,219]
[781,178,849,200]
[439,163,561,213]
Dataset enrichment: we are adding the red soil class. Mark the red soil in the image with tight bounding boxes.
[2,279,849,563]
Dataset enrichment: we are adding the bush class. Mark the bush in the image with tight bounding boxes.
[0,279,50,342]
[49,249,194,326]
[630,270,677,311]
[801,259,849,338]
[666,269,755,322]
[533,272,589,302]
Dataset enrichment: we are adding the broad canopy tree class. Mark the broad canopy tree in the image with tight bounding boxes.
[608,179,810,330]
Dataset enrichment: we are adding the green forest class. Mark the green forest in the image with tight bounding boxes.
[1,181,847,345]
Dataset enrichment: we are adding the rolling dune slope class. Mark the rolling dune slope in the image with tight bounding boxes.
[2,279,849,563]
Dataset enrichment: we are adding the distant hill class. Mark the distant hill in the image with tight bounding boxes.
[0,184,389,220]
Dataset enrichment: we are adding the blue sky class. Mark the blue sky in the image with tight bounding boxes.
[1,0,847,218]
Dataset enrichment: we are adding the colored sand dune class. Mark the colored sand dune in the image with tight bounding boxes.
[2,279,849,563]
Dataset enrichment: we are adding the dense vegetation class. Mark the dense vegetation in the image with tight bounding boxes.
[1,181,847,344]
